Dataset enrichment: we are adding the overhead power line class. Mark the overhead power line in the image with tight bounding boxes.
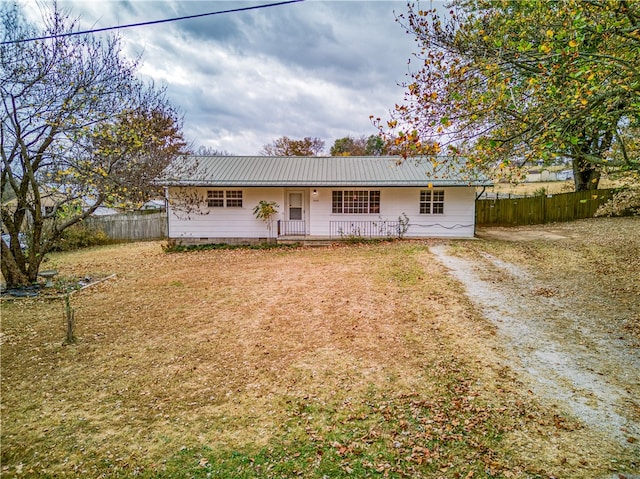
[2,0,305,45]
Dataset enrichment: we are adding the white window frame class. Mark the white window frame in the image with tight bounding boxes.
[420,190,444,214]
[207,190,243,208]
[332,190,380,214]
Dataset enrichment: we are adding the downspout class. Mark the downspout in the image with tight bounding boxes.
[163,186,170,240]
[474,185,486,237]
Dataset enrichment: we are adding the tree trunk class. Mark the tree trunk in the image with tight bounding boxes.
[0,240,29,287]
[573,158,601,191]
[26,248,44,284]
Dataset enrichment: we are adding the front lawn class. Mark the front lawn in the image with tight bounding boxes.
[1,227,637,478]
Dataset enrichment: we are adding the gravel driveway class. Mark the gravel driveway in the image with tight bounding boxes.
[430,243,639,447]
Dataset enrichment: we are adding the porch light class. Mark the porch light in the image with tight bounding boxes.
[313,189,318,196]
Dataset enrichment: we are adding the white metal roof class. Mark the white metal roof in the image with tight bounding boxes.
[159,156,492,187]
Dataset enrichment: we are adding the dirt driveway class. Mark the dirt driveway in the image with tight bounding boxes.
[430,219,640,451]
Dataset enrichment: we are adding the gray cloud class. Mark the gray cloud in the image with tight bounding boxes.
[24,0,424,154]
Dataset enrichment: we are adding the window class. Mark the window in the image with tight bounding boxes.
[332,190,380,214]
[420,190,444,214]
[207,190,243,208]
[207,190,224,207]
[225,190,243,208]
[332,191,342,213]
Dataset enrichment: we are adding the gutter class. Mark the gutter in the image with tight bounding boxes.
[161,181,492,188]
[163,186,170,240]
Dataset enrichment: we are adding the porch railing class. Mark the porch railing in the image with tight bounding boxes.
[277,220,306,236]
[329,220,403,239]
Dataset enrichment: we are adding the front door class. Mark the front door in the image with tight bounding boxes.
[288,192,303,220]
[285,191,305,236]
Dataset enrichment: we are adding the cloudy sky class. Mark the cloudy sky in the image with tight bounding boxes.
[21,0,440,155]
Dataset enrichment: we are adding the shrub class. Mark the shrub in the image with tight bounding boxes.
[253,200,279,237]
[162,241,300,253]
[595,188,640,217]
[52,224,112,251]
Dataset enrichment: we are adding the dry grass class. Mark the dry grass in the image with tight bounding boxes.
[481,174,627,196]
[1,223,638,478]
[484,180,575,196]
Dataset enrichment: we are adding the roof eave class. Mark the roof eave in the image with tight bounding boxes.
[161,181,493,187]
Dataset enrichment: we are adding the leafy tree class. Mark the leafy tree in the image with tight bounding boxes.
[88,106,186,205]
[365,134,389,156]
[1,3,186,286]
[375,0,639,190]
[331,136,367,156]
[330,135,389,156]
[260,136,325,156]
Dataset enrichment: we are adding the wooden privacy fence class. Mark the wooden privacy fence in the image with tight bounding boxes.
[84,211,167,240]
[475,188,617,226]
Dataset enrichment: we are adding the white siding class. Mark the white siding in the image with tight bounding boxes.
[167,187,284,241]
[309,187,475,238]
[168,186,476,241]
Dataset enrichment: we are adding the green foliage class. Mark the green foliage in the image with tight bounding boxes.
[331,136,363,156]
[253,200,279,220]
[330,135,389,156]
[366,134,388,156]
[55,202,83,219]
[161,382,514,478]
[88,107,186,205]
[51,224,113,252]
[386,250,424,286]
[162,241,300,253]
[340,236,390,245]
[252,200,279,237]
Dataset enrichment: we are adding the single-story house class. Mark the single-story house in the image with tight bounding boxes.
[158,155,491,244]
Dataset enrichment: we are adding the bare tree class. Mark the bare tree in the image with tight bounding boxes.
[1,3,186,286]
[194,146,234,156]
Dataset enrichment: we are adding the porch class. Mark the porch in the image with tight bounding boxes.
[277,219,407,242]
